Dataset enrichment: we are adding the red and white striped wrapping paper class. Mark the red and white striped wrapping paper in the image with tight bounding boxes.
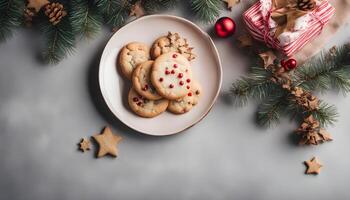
[243,0,335,56]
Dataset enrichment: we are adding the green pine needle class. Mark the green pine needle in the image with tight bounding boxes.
[294,45,350,94]
[70,0,104,39]
[230,67,281,106]
[190,0,223,23]
[142,0,178,13]
[0,0,25,42]
[95,0,130,27]
[310,101,338,127]
[256,93,288,127]
[40,18,75,64]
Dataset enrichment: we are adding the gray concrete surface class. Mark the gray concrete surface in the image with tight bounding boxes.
[1,3,350,200]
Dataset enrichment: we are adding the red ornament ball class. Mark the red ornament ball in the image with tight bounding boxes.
[215,17,236,38]
[281,58,297,70]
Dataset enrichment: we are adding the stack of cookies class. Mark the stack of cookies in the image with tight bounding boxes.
[118,32,202,118]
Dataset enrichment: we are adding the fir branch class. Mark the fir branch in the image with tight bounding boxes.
[230,66,284,106]
[294,45,350,94]
[95,0,130,27]
[70,0,103,39]
[40,17,75,64]
[142,0,178,13]
[0,0,25,42]
[189,0,223,23]
[310,101,338,127]
[256,93,288,127]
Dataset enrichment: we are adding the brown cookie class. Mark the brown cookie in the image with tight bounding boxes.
[132,60,162,100]
[128,88,169,118]
[118,42,150,79]
[150,32,196,61]
[151,52,193,100]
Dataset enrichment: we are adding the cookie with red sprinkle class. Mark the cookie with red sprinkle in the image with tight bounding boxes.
[151,52,193,100]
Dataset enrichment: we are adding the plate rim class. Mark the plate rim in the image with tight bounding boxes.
[98,14,223,136]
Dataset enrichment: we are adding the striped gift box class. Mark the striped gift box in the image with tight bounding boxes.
[243,0,335,56]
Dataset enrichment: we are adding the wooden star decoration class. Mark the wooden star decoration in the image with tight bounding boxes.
[259,51,277,68]
[92,127,122,158]
[79,138,91,152]
[237,34,253,47]
[304,156,323,175]
[223,0,240,10]
[27,0,49,13]
[129,1,145,18]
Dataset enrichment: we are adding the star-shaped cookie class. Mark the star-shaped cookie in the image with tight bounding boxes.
[223,0,240,10]
[79,138,91,152]
[259,51,277,68]
[92,127,122,158]
[305,156,323,175]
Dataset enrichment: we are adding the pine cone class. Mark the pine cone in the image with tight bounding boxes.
[24,8,35,27]
[297,0,316,11]
[44,2,67,25]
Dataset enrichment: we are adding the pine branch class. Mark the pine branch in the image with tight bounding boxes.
[230,67,282,106]
[40,17,75,64]
[95,0,130,27]
[0,0,25,42]
[189,0,223,23]
[142,0,178,13]
[294,45,350,94]
[310,101,338,127]
[70,0,103,39]
[256,93,288,127]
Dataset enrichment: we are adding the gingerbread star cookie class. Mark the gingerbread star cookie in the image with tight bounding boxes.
[304,156,323,175]
[92,127,122,158]
[79,138,91,152]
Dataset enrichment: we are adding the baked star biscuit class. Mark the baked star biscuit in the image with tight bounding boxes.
[151,52,193,100]
[132,60,162,100]
[118,42,150,79]
[150,32,195,61]
[128,88,169,118]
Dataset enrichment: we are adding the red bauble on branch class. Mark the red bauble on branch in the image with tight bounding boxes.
[281,58,297,70]
[215,17,236,38]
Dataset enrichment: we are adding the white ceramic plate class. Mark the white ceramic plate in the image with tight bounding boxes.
[99,15,222,136]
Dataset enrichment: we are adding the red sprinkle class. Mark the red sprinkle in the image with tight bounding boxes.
[169,84,174,88]
[142,87,147,91]
[171,69,175,74]
[186,85,190,89]
[172,54,177,58]
[165,70,170,75]
[177,73,183,78]
[133,97,139,102]
[188,92,192,96]
[186,79,191,83]
[137,102,142,106]
[159,77,164,82]
[179,81,184,86]
[144,84,149,89]
[173,64,178,68]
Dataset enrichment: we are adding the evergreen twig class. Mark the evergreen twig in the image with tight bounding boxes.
[189,0,223,23]
[0,0,25,41]
[40,17,75,64]
[70,0,103,39]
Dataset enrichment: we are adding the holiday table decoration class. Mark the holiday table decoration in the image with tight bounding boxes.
[243,0,335,56]
[215,17,236,38]
[231,43,350,145]
[304,156,322,175]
